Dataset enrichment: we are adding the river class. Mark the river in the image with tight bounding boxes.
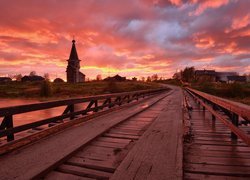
[0,98,87,127]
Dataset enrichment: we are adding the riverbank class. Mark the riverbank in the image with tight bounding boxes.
[191,82,250,105]
[0,81,162,101]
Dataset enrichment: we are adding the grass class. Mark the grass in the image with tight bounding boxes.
[192,82,250,105]
[0,81,162,100]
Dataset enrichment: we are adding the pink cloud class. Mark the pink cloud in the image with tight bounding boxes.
[0,0,249,79]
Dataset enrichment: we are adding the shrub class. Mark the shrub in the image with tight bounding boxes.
[40,80,52,97]
[106,81,119,93]
[199,82,214,94]
[226,83,245,98]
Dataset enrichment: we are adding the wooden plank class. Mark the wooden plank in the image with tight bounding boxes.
[91,141,128,149]
[185,155,250,166]
[57,164,112,179]
[67,157,116,172]
[184,172,249,180]
[45,171,94,180]
[0,91,171,179]
[108,129,141,136]
[97,137,131,144]
[188,144,250,152]
[185,149,250,159]
[186,89,250,145]
[103,133,140,140]
[111,86,183,180]
[76,153,111,161]
[186,87,250,121]
[185,163,250,176]
[0,88,168,116]
[192,140,248,146]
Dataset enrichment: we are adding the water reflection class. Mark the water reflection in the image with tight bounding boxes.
[0,99,88,127]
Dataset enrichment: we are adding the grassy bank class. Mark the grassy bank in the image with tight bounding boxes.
[0,81,162,100]
[192,82,250,105]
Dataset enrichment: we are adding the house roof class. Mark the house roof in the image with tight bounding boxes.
[195,70,216,76]
[21,75,45,81]
[227,76,246,82]
[0,77,12,82]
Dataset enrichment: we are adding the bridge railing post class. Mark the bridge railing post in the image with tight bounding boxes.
[69,104,75,119]
[231,113,239,139]
[212,104,216,121]
[94,100,98,112]
[4,115,14,142]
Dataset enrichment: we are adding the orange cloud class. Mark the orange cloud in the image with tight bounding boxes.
[231,14,250,30]
[191,0,229,16]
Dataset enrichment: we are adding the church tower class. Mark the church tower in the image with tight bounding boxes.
[66,39,85,83]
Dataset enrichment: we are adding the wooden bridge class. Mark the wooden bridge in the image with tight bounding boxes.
[0,85,250,179]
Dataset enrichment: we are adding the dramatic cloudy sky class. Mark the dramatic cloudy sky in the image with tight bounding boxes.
[0,0,249,80]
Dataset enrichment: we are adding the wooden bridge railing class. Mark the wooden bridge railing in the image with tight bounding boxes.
[185,87,250,145]
[0,88,167,142]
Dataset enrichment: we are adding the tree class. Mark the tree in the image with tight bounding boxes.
[181,67,195,82]
[29,71,37,76]
[14,74,22,81]
[44,73,50,81]
[151,74,158,81]
[96,74,102,81]
[141,77,145,82]
[146,76,151,82]
[173,72,181,80]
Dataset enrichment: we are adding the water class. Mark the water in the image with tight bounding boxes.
[0,98,88,127]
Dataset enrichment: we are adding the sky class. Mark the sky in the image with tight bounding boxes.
[0,0,249,80]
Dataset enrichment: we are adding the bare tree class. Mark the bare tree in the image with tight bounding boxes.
[29,71,37,76]
[14,74,23,81]
[146,76,151,82]
[96,74,102,81]
[151,74,158,81]
[44,73,50,81]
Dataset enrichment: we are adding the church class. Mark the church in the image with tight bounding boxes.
[66,39,85,83]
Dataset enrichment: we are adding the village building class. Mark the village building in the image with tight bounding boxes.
[53,78,64,83]
[215,72,238,82]
[227,76,247,83]
[104,74,126,82]
[66,39,85,83]
[0,77,12,82]
[21,75,44,82]
[195,70,216,82]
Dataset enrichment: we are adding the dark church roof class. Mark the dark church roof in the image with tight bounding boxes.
[69,39,80,60]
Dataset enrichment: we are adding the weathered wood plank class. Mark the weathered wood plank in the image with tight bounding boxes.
[103,133,140,140]
[91,141,128,149]
[185,155,250,166]
[97,137,131,144]
[185,163,250,176]
[184,172,249,180]
[111,86,183,180]
[0,91,171,179]
[45,171,94,180]
[57,164,112,179]
[67,157,116,172]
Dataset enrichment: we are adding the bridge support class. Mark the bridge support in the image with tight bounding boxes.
[2,115,14,142]
[231,113,239,139]
[212,104,216,121]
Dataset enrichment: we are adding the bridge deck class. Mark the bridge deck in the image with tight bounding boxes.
[184,92,250,179]
[0,86,183,180]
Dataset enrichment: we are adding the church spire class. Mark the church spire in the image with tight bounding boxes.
[69,39,79,60]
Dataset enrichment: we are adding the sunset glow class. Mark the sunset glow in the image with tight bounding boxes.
[0,0,249,80]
